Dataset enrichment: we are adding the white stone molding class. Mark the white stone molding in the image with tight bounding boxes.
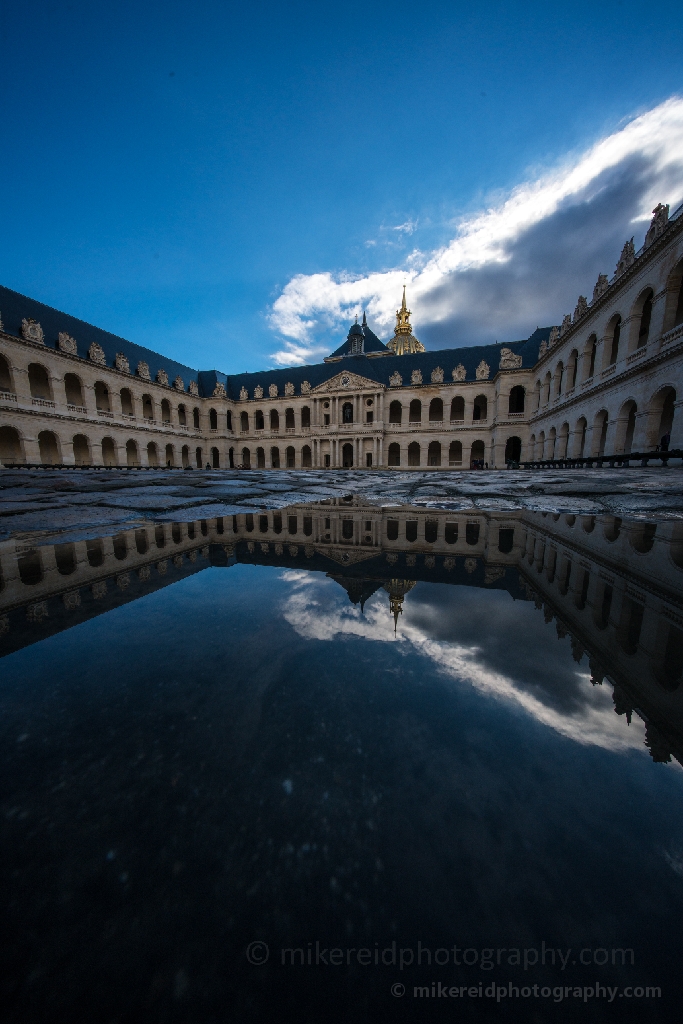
[475,360,490,380]
[21,319,44,344]
[116,352,131,373]
[156,368,169,386]
[389,371,403,387]
[188,380,199,396]
[239,386,248,400]
[213,382,226,397]
[573,296,588,321]
[464,557,477,573]
[91,581,107,600]
[560,314,572,336]
[312,370,381,393]
[452,364,466,382]
[27,601,48,622]
[254,385,264,399]
[499,348,522,370]
[592,274,609,302]
[88,342,106,365]
[58,332,78,355]
[301,380,311,394]
[136,361,151,380]
[615,238,635,277]
[174,375,185,391]
[269,383,278,397]
[411,369,423,385]
[644,204,669,248]
[63,590,81,610]
[430,366,444,383]
[284,381,295,396]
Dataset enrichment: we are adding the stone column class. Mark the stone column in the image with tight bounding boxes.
[669,400,683,450]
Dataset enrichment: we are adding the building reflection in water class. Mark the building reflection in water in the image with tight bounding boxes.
[1,496,682,765]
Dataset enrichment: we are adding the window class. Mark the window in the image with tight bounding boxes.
[342,402,353,423]
[387,520,399,541]
[450,396,464,421]
[389,401,402,424]
[445,523,458,544]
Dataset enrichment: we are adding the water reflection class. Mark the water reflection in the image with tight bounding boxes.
[2,499,682,765]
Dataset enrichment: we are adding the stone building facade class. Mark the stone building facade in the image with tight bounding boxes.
[1,201,683,470]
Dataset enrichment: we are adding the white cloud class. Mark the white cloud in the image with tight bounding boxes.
[268,97,683,362]
[279,573,647,754]
[392,219,418,235]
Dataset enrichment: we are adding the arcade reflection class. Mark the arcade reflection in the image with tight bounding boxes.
[2,498,682,766]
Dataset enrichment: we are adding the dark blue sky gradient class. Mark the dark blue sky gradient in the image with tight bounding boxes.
[1,0,682,371]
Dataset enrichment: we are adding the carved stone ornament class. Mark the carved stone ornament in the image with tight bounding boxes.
[464,557,477,574]
[91,580,107,600]
[156,368,169,386]
[592,274,609,302]
[27,601,48,622]
[88,342,106,365]
[406,553,416,567]
[157,560,168,575]
[174,375,185,391]
[443,557,455,571]
[484,566,505,584]
[389,371,403,387]
[213,382,226,398]
[254,385,264,399]
[116,573,130,590]
[452,364,466,382]
[188,380,199,396]
[274,543,284,556]
[559,314,572,336]
[247,541,255,554]
[115,352,130,373]
[644,203,669,248]
[313,370,379,393]
[411,369,423,385]
[424,555,435,569]
[63,590,81,610]
[137,361,151,380]
[21,318,44,344]
[288,544,298,557]
[173,554,183,568]
[548,326,560,346]
[386,552,398,565]
[138,565,151,581]
[58,332,78,355]
[260,542,270,554]
[239,386,248,400]
[475,360,490,380]
[538,339,548,357]
[301,380,311,394]
[284,381,295,396]
[573,295,588,322]
[304,544,314,558]
[499,347,522,370]
[431,366,444,383]
[269,383,279,398]
[615,237,635,277]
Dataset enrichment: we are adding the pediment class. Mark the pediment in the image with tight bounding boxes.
[317,546,379,566]
[312,371,383,394]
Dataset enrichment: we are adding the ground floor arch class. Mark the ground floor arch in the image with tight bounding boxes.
[73,433,91,466]
[342,443,353,467]
[126,439,139,466]
[470,440,485,466]
[448,440,462,466]
[102,436,117,466]
[196,446,203,468]
[285,445,295,468]
[271,446,280,468]
[0,425,24,464]
[504,436,521,463]
[302,445,312,467]
[408,441,420,467]
[147,441,159,467]
[181,445,190,468]
[211,446,220,468]
[165,443,175,467]
[241,447,251,468]
[388,442,400,466]
[38,430,61,465]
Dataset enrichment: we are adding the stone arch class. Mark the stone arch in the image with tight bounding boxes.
[0,352,14,392]
[408,441,420,466]
[285,407,295,429]
[473,394,487,420]
[193,407,200,429]
[241,447,251,468]
[211,446,220,468]
[228,446,234,468]
[538,430,545,458]
[646,386,676,449]
[256,446,265,468]
[508,385,525,414]
[255,409,264,430]
[181,445,189,467]
[547,426,557,459]
[55,542,76,575]
[142,393,154,420]
[28,362,52,400]
[73,433,91,466]
[18,549,43,585]
[209,407,218,430]
[147,441,159,467]
[557,422,569,459]
[553,361,564,398]
[126,439,139,466]
[662,255,683,333]
[670,522,683,569]
[470,439,485,466]
[505,436,521,463]
[302,445,312,467]
[63,372,85,408]
[605,314,622,367]
[533,380,541,413]
[449,440,462,466]
[630,286,654,349]
[285,445,295,468]
[529,433,536,458]
[176,402,186,425]
[592,409,609,456]
[120,387,135,417]
[429,397,443,422]
[628,522,656,554]
[389,400,402,423]
[271,445,280,468]
[38,430,61,465]
[165,443,175,467]
[566,350,578,390]
[226,410,232,431]
[301,405,311,428]
[195,446,203,468]
[240,410,249,431]
[450,395,464,421]
[342,402,353,424]
[603,515,621,543]
[102,436,117,466]
[583,334,597,380]
[427,440,441,466]
[341,442,353,467]
[95,380,111,412]
[270,409,280,430]
[408,399,421,423]
[543,371,552,404]
[161,398,172,423]
[388,442,401,466]
[615,398,638,454]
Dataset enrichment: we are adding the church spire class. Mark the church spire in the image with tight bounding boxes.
[386,286,425,355]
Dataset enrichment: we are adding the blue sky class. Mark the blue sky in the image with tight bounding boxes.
[1,0,683,373]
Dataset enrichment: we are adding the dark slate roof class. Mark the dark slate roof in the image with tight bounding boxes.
[225,326,552,399]
[0,285,201,394]
[328,320,392,358]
